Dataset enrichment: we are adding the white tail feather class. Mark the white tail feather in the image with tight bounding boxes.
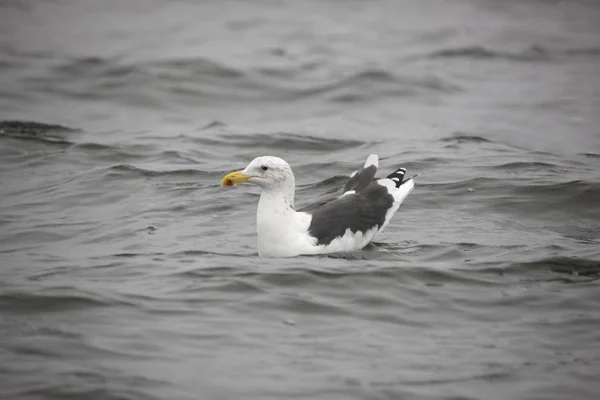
[364,154,378,169]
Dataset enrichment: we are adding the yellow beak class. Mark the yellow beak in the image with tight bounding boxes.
[222,170,252,187]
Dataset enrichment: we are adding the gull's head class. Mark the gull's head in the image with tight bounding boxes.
[222,156,295,190]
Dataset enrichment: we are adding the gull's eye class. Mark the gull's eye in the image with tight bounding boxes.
[261,165,268,171]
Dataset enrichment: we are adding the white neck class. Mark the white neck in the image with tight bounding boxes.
[255,185,310,257]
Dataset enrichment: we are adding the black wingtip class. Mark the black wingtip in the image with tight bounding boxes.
[386,168,408,188]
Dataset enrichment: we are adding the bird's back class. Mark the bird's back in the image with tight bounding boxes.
[307,154,414,248]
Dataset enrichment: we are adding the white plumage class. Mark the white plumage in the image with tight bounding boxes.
[222,154,414,257]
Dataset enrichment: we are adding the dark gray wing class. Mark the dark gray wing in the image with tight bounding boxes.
[308,183,394,246]
[343,154,378,193]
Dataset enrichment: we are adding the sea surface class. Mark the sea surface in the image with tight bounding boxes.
[1,0,600,399]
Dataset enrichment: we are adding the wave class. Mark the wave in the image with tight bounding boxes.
[0,120,79,145]
[146,56,245,80]
[430,46,535,61]
[440,133,492,144]
[298,175,349,191]
[0,288,113,312]
[51,56,138,80]
[580,152,600,159]
[158,259,510,289]
[38,54,459,105]
[533,256,600,278]
[476,256,600,282]
[324,69,461,102]
[417,177,497,190]
[12,386,163,400]
[490,161,557,169]
[429,45,600,62]
[487,161,564,172]
[510,180,600,204]
[189,131,371,152]
[106,164,212,178]
[198,120,227,130]
[416,177,600,214]
[71,142,117,151]
[0,123,209,166]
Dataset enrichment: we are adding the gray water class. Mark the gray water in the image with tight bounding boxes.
[1,0,600,399]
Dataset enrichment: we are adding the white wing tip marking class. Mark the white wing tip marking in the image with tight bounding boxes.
[364,154,378,169]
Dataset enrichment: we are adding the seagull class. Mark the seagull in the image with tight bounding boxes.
[222,154,414,257]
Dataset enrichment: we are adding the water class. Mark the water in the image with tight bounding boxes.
[1,0,600,399]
